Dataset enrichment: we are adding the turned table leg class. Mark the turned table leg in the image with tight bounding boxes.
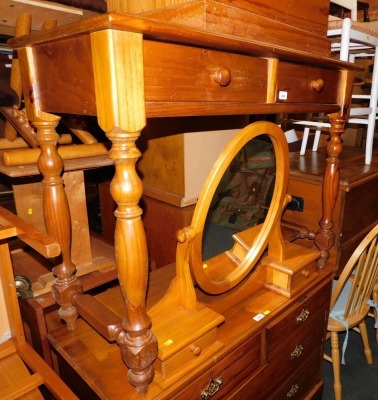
[90,29,158,395]
[34,119,83,329]
[17,46,83,329]
[315,69,354,268]
[108,129,158,395]
[315,115,345,268]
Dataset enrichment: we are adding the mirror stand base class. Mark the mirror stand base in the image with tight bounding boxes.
[149,304,225,389]
[262,242,320,298]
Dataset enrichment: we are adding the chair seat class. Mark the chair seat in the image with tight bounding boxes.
[328,19,378,36]
[330,278,372,329]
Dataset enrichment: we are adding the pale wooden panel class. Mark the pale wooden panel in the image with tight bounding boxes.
[0,280,10,343]
[13,171,92,267]
[0,350,44,399]
[64,170,92,267]
[13,181,45,233]
[0,0,98,34]
[139,133,185,199]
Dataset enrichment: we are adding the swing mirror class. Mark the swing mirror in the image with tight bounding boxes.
[189,121,289,294]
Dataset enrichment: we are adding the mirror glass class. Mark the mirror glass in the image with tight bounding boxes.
[202,134,276,260]
[189,122,289,295]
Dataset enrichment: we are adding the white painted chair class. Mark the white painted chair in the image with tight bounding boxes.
[292,1,378,165]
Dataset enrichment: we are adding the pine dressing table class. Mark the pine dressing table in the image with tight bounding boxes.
[8,1,358,398]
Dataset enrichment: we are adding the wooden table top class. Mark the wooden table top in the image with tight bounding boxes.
[289,145,378,189]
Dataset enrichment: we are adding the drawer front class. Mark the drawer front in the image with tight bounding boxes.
[269,312,325,360]
[267,280,331,353]
[170,332,262,399]
[276,62,340,103]
[227,348,321,400]
[144,41,268,103]
[268,350,321,400]
[265,312,326,392]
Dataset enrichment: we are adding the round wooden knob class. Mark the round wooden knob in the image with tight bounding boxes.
[310,78,324,92]
[301,270,310,278]
[213,67,231,86]
[190,344,202,356]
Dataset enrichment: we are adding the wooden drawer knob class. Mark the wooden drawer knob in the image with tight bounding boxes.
[310,78,324,92]
[301,269,311,278]
[213,67,231,86]
[190,344,202,356]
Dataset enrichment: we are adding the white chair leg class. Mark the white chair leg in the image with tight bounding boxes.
[312,128,322,151]
[364,46,378,165]
[340,18,352,62]
[300,127,310,156]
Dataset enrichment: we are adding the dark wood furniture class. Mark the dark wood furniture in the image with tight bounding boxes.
[284,145,378,276]
[8,0,358,398]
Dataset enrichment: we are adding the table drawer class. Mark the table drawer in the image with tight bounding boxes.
[276,62,340,103]
[266,280,331,351]
[265,312,326,392]
[144,41,268,103]
[227,347,321,400]
[170,332,262,399]
[269,312,325,359]
[268,350,322,400]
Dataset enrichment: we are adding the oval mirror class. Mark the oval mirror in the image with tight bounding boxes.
[189,121,289,294]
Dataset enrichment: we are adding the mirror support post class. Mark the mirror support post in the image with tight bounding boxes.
[315,114,345,268]
[315,69,354,268]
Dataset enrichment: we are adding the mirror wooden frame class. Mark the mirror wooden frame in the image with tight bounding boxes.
[189,121,289,294]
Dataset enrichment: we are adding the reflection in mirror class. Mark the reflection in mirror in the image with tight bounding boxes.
[202,135,276,260]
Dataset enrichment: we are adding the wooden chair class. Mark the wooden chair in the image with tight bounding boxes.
[0,205,78,399]
[323,223,378,400]
[369,280,378,343]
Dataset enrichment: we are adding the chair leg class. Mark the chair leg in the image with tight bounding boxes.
[358,320,373,364]
[330,331,342,400]
[300,127,310,155]
[312,127,321,151]
[364,46,378,165]
[373,287,378,344]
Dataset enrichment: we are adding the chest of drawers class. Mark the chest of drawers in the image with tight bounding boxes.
[47,264,332,399]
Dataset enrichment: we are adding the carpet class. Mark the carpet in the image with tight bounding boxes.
[322,315,378,399]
